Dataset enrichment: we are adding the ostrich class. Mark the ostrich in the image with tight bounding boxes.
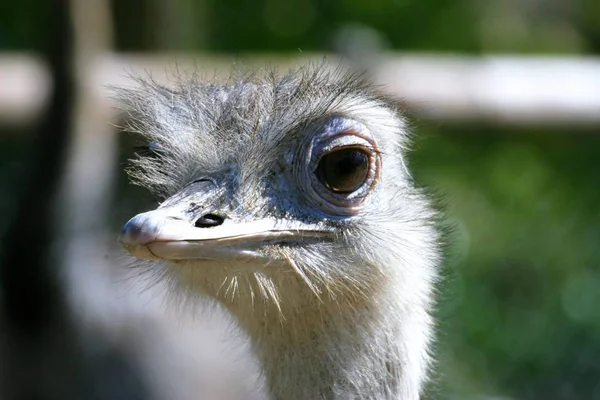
[117,65,441,400]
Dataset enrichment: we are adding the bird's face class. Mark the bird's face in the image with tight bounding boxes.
[118,67,436,299]
[121,115,381,262]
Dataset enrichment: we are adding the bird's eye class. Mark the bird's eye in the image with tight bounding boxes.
[316,148,370,193]
[134,141,161,158]
[293,118,380,216]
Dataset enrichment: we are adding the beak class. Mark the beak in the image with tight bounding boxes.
[119,180,331,262]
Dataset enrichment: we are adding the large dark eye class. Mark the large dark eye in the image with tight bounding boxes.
[316,148,370,193]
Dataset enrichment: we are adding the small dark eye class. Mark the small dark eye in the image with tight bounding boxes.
[316,148,370,193]
[134,141,161,158]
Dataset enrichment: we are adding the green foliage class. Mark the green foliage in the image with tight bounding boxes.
[411,128,600,399]
[110,0,599,54]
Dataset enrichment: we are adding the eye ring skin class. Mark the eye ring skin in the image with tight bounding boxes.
[292,116,381,217]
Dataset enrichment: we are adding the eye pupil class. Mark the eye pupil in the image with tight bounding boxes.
[316,148,370,193]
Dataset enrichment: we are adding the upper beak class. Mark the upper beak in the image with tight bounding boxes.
[119,180,331,262]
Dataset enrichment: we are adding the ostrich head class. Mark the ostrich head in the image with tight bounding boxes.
[117,64,440,399]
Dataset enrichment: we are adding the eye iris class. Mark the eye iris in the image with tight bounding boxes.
[316,148,370,193]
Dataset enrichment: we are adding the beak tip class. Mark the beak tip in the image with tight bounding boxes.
[119,214,158,247]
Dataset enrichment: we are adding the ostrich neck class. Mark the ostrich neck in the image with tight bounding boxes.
[206,272,429,400]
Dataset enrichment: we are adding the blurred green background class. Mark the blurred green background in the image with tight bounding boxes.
[2,1,600,399]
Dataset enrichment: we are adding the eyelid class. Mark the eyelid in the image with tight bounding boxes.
[316,133,375,156]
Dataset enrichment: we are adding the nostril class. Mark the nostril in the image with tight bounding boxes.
[194,213,225,228]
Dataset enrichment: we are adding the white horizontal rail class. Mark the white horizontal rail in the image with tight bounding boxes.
[1,52,599,126]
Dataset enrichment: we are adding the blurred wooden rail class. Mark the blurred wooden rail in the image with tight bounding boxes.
[1,52,600,127]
